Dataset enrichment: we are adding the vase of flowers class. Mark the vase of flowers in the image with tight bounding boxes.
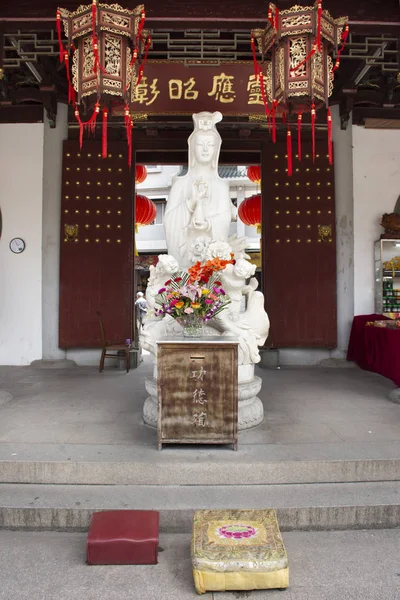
[154,257,233,337]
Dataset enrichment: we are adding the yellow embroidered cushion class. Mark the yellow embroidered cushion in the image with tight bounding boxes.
[191,509,289,595]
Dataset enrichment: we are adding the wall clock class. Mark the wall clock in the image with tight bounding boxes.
[10,238,26,254]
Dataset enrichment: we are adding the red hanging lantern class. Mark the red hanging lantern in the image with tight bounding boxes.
[238,194,262,234]
[246,165,261,185]
[57,2,148,161]
[135,165,148,184]
[252,1,348,167]
[135,194,156,230]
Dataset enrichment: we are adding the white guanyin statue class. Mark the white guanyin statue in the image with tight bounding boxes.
[141,111,270,430]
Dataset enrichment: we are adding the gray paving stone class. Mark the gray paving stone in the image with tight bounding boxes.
[0,530,399,600]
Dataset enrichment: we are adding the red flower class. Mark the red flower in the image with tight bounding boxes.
[174,277,182,282]
[165,279,172,285]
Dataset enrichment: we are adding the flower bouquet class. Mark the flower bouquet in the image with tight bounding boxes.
[154,257,233,336]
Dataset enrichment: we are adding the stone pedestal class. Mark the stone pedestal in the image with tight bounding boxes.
[143,361,263,431]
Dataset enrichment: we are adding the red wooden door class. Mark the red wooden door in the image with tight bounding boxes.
[59,141,135,347]
[262,141,337,348]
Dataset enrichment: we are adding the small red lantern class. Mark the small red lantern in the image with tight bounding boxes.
[135,194,156,230]
[247,165,261,185]
[238,194,262,234]
[135,165,148,184]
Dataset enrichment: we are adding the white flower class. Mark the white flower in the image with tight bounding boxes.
[188,237,210,263]
[205,240,232,261]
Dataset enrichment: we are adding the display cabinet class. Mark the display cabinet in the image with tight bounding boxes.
[374,239,400,316]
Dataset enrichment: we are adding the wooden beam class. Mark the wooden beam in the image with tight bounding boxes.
[0,103,43,122]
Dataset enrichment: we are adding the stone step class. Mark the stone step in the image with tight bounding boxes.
[1,442,400,485]
[1,481,400,532]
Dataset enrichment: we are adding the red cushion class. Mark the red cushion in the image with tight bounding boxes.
[87,510,159,565]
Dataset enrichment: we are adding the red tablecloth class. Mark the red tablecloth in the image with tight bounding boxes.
[347,314,400,386]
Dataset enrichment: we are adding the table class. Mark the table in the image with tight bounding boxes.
[157,337,239,450]
[347,314,400,386]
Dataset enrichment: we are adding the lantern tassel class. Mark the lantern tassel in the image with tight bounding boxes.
[56,10,64,63]
[124,104,133,168]
[287,127,293,177]
[311,102,316,162]
[64,51,75,106]
[137,35,151,86]
[102,109,108,159]
[317,1,323,52]
[137,9,146,38]
[258,70,270,119]
[74,102,100,150]
[251,36,259,79]
[127,118,133,168]
[333,24,349,72]
[290,42,317,73]
[275,6,279,31]
[327,107,333,165]
[272,99,277,143]
[297,113,302,162]
[268,5,274,28]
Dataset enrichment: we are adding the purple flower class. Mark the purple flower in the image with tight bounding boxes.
[205,299,213,304]
[158,287,166,294]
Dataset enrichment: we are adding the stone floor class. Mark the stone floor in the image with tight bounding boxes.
[0,355,400,452]
[1,529,399,600]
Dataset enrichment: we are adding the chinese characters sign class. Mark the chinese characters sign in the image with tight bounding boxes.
[131,61,267,117]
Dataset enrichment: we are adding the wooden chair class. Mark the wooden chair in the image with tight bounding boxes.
[97,311,130,373]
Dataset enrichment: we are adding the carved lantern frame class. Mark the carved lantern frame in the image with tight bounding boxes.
[59,3,144,104]
[254,2,347,113]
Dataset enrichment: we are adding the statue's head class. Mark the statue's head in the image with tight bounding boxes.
[188,111,223,170]
[156,254,179,275]
[234,258,256,279]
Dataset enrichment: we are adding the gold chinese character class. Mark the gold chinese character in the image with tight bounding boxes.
[193,411,208,427]
[247,74,267,105]
[193,388,207,404]
[133,77,160,106]
[169,77,199,100]
[208,73,236,103]
[190,366,207,381]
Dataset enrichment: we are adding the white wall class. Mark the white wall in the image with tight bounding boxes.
[0,123,44,364]
[353,127,400,315]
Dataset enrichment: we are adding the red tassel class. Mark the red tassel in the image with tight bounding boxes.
[74,103,99,150]
[251,36,259,78]
[258,70,270,119]
[137,35,151,86]
[272,100,277,143]
[137,9,146,38]
[125,107,134,169]
[333,24,349,72]
[102,109,108,159]
[56,10,64,63]
[275,6,279,31]
[75,107,84,149]
[268,5,274,28]
[282,112,287,125]
[317,1,323,52]
[297,113,302,162]
[287,127,293,176]
[311,102,316,162]
[290,42,317,73]
[327,107,333,165]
